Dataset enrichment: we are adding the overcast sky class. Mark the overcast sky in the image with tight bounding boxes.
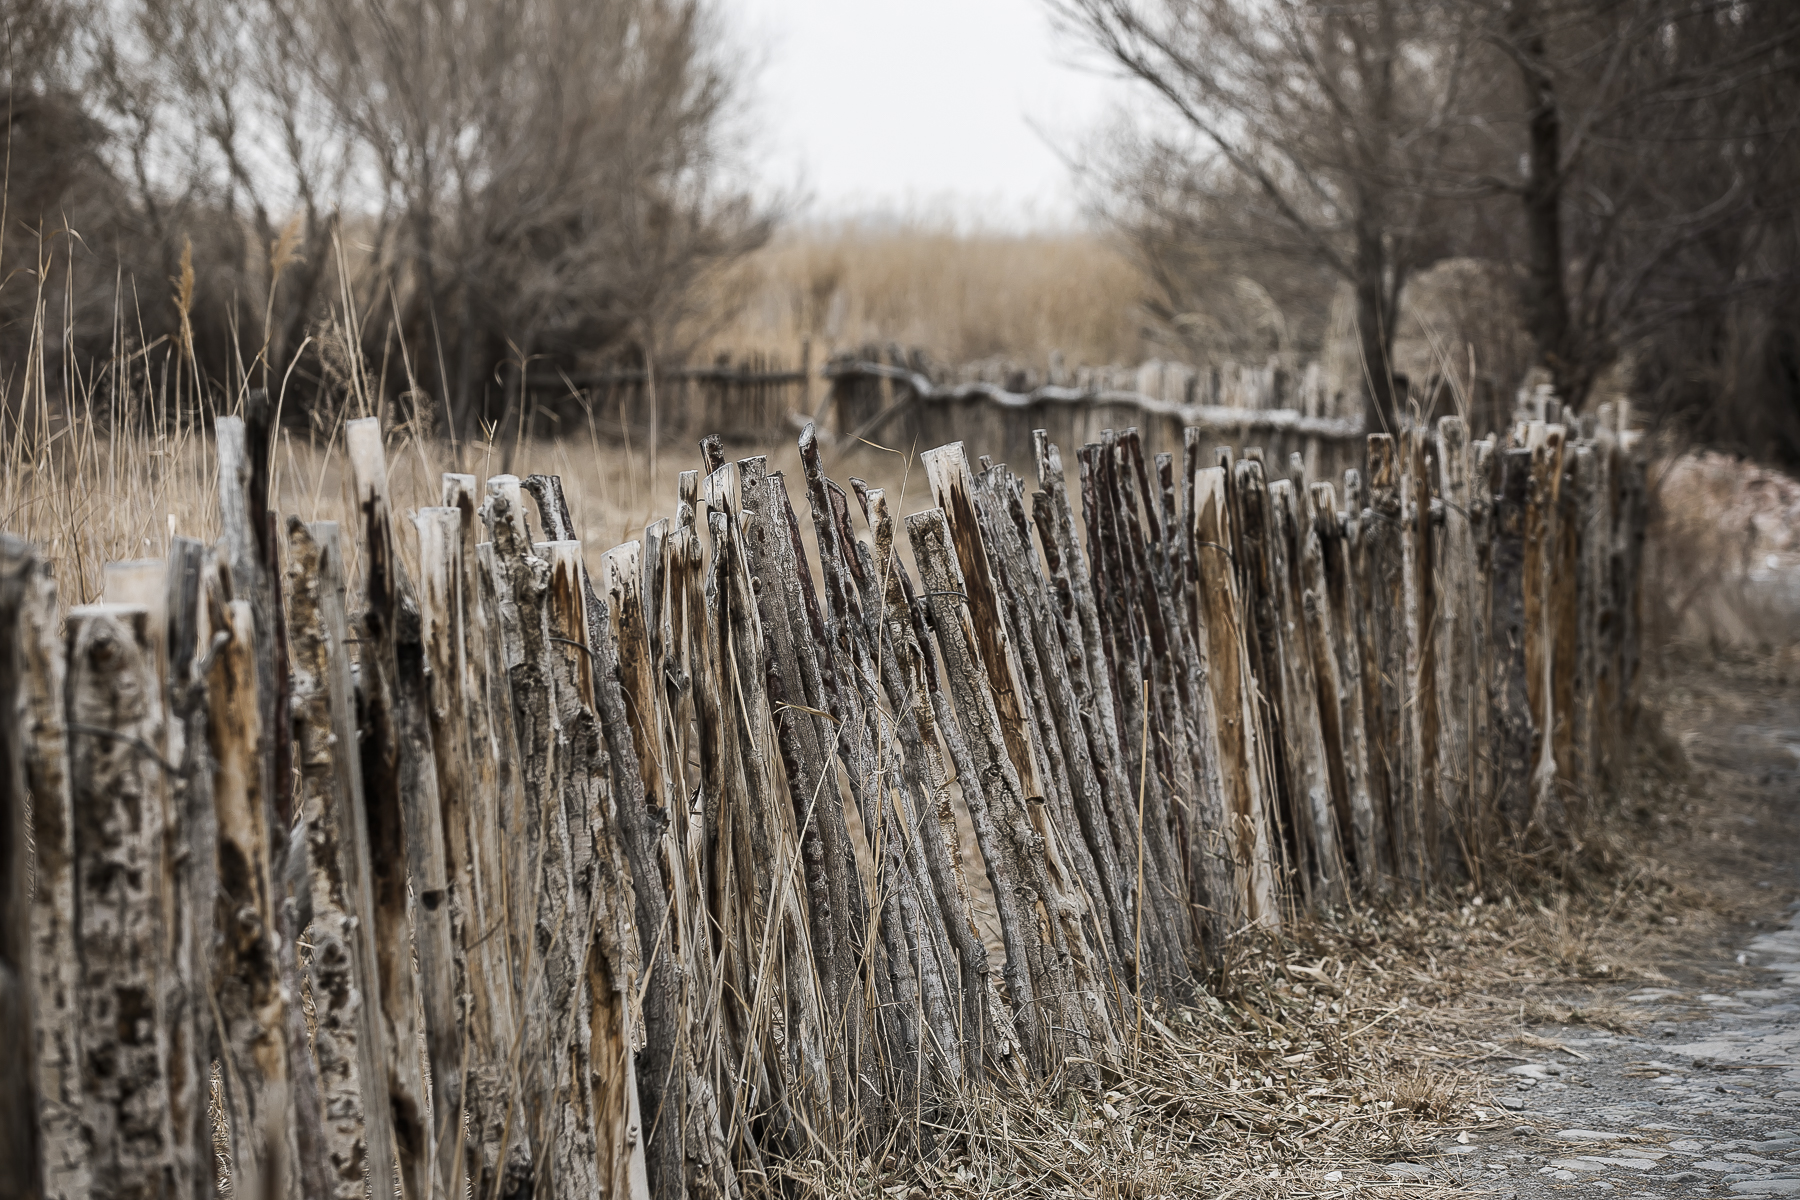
[728,0,1129,228]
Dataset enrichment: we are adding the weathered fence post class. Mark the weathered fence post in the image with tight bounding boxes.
[65,600,196,1196]
[1,538,43,1198]
[1434,418,1476,879]
[286,520,399,1200]
[1191,467,1281,926]
[1490,451,1536,838]
[344,418,439,1200]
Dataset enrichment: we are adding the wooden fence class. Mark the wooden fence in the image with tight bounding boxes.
[523,350,813,446]
[0,404,1645,1199]
[824,355,1368,489]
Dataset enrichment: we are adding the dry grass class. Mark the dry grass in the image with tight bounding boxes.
[683,216,1158,370]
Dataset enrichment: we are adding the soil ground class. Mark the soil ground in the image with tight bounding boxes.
[1359,650,1800,1198]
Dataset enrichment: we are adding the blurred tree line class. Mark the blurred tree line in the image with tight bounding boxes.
[1,0,767,447]
[1057,0,1800,465]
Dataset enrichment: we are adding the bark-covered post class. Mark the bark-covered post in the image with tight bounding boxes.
[593,523,736,1200]
[1080,437,1193,958]
[699,458,837,1161]
[983,459,1148,988]
[286,521,399,1200]
[1235,458,1311,906]
[1365,434,1415,889]
[440,473,535,1197]
[1190,467,1280,926]
[1617,431,1649,738]
[537,535,643,1200]
[907,506,1114,1080]
[482,477,596,1187]
[1549,427,1580,817]
[1034,434,1187,981]
[865,485,1011,1076]
[65,601,195,1196]
[1489,452,1536,838]
[1304,483,1375,892]
[1269,480,1346,904]
[9,538,84,1200]
[735,459,880,1114]
[1112,431,1234,956]
[217,416,325,1199]
[1433,420,1476,877]
[1400,430,1443,884]
[1342,468,1392,888]
[1524,425,1565,828]
[1468,440,1498,860]
[921,444,1047,807]
[344,418,439,1200]
[206,580,295,1200]
[1570,444,1601,792]
[0,538,43,1196]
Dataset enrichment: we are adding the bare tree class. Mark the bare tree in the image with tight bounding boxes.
[1053,0,1478,429]
[1452,0,1800,409]
[6,0,767,444]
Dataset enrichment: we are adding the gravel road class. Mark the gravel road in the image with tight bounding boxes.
[1358,674,1800,1197]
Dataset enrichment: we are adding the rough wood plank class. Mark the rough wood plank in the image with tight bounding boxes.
[285,521,398,1200]
[440,473,534,1198]
[10,539,86,1200]
[1488,452,1536,838]
[218,416,324,1200]
[1365,434,1414,890]
[1400,430,1443,884]
[345,417,439,1200]
[206,585,295,1200]
[1433,418,1476,880]
[0,538,45,1197]
[65,603,191,1199]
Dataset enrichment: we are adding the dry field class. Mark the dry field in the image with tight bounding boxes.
[683,217,1158,371]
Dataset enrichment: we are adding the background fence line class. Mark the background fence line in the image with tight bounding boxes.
[0,401,1646,1199]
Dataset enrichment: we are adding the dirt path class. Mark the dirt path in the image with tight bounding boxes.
[1374,657,1800,1197]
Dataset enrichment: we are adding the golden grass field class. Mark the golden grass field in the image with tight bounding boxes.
[685,217,1158,370]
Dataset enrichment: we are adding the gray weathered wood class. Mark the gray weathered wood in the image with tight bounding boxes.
[907,506,1114,1079]
[0,538,45,1197]
[1191,468,1281,926]
[345,417,438,1200]
[1433,418,1475,878]
[10,540,85,1200]
[285,521,399,1200]
[1489,452,1535,838]
[66,602,192,1198]
[206,584,295,1200]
